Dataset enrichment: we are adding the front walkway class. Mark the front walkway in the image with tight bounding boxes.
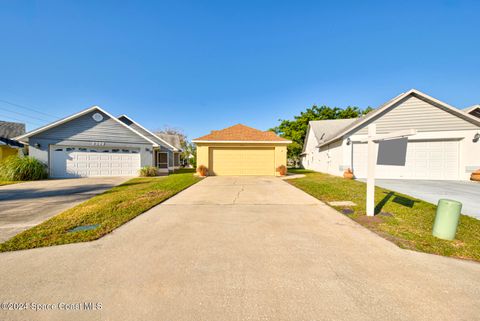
[0,176,479,320]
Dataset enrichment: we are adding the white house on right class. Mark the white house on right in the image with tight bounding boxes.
[301,89,480,181]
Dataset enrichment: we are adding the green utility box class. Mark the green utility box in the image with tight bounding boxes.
[432,199,462,240]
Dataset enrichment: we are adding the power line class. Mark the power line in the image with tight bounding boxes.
[0,106,51,122]
[0,114,44,127]
[0,99,57,119]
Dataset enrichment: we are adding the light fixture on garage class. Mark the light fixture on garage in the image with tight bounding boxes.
[346,138,352,145]
[34,143,41,148]
[474,133,480,143]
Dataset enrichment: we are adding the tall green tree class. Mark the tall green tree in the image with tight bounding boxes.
[270,105,373,165]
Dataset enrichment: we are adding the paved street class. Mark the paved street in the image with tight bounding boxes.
[0,176,479,321]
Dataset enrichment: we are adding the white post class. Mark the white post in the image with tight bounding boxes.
[366,124,376,216]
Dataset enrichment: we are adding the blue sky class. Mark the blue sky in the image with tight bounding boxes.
[0,0,479,139]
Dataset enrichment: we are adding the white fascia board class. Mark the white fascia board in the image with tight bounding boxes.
[118,114,178,151]
[15,105,100,142]
[464,105,480,113]
[316,91,410,148]
[410,90,480,125]
[192,140,292,144]
[15,106,158,146]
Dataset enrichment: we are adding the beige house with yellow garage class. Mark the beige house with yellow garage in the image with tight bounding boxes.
[193,124,291,176]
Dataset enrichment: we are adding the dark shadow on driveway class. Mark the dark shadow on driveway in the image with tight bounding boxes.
[0,177,129,242]
[0,184,116,201]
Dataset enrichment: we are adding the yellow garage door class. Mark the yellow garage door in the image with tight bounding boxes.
[210,147,275,176]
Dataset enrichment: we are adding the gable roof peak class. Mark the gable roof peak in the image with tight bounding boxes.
[464,104,480,119]
[219,123,251,130]
[15,105,158,146]
[464,104,480,112]
[315,88,480,148]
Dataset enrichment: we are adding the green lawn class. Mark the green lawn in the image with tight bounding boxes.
[0,172,201,252]
[288,169,480,261]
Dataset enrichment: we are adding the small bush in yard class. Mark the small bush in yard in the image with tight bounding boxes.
[197,165,208,177]
[139,166,159,177]
[0,156,48,181]
[276,165,287,176]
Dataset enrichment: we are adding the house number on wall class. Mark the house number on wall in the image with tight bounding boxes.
[91,141,106,146]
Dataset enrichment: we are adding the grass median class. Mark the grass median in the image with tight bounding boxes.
[288,169,480,262]
[0,171,201,252]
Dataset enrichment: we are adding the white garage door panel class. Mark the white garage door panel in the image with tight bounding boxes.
[50,146,141,178]
[352,140,459,180]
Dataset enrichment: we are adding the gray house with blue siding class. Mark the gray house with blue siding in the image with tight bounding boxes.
[16,106,179,178]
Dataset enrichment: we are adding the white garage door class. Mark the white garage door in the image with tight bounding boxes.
[50,146,141,178]
[352,140,459,180]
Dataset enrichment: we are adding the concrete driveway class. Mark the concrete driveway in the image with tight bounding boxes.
[0,176,479,321]
[362,179,480,219]
[0,177,130,242]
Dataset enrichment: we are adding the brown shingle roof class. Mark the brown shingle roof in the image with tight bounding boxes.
[193,124,289,142]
